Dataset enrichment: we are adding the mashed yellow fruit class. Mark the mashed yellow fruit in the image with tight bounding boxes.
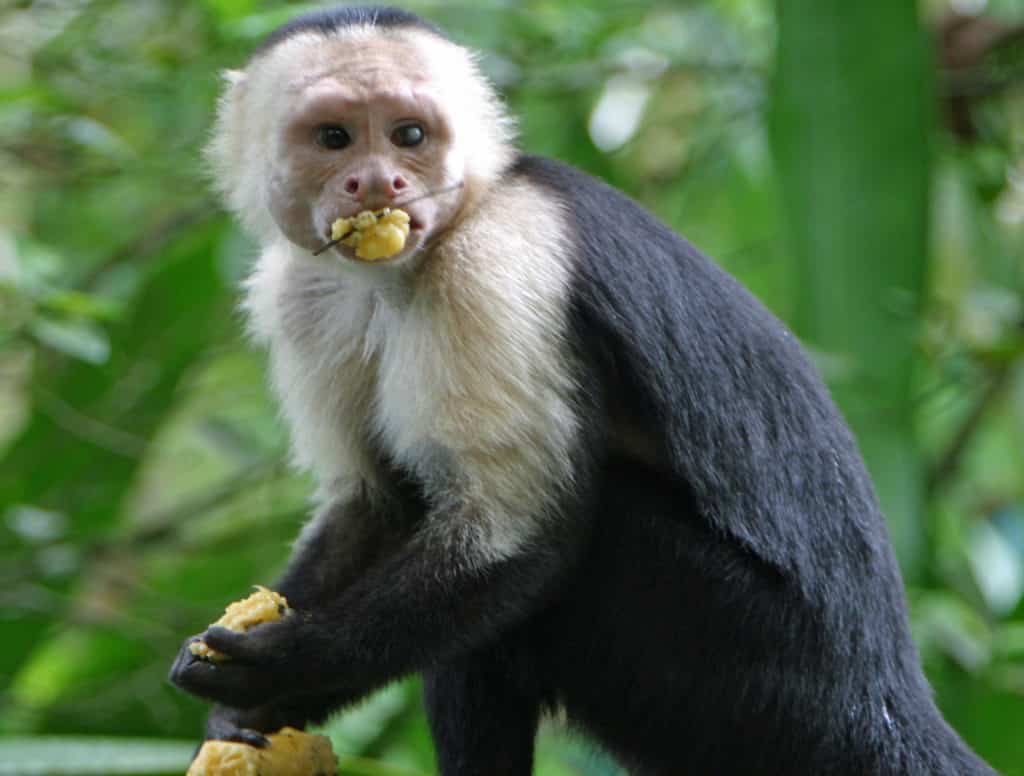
[189,587,290,662]
[329,218,353,241]
[330,208,411,261]
[187,727,336,776]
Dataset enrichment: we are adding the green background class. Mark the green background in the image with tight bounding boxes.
[2,0,1024,773]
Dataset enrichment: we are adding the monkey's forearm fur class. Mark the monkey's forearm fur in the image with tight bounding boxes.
[169,6,996,775]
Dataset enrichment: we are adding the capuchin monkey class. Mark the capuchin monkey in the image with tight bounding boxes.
[169,6,996,775]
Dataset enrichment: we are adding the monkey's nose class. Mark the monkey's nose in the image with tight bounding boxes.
[346,173,409,202]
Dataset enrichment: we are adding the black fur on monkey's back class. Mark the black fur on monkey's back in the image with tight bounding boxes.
[445,155,995,775]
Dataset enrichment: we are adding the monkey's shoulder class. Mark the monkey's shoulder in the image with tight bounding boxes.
[509,154,757,309]
[508,154,800,367]
[509,153,699,256]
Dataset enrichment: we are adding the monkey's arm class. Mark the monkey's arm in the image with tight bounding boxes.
[170,493,587,709]
[272,485,416,609]
[171,485,418,736]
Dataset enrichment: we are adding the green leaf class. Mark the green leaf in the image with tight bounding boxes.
[0,737,193,775]
[930,665,1024,775]
[769,0,934,576]
[40,291,121,323]
[29,319,110,365]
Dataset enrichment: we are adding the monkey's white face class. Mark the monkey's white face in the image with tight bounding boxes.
[267,41,463,265]
[209,28,516,265]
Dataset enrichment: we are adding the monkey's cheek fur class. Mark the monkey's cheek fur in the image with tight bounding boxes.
[189,587,290,662]
[187,727,337,776]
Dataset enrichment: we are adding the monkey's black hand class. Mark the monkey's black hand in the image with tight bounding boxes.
[168,620,307,708]
[203,704,273,748]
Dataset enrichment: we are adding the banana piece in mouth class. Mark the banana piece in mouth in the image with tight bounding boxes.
[330,208,411,261]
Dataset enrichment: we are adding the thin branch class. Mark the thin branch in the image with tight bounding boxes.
[926,366,1013,495]
[79,203,218,290]
[120,457,285,550]
[942,65,1024,98]
[34,388,147,458]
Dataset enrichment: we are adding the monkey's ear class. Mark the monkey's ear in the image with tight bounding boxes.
[205,68,274,239]
[215,69,248,113]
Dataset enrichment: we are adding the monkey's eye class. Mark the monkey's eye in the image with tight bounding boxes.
[316,125,351,150]
[391,123,425,148]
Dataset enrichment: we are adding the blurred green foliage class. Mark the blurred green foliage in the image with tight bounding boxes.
[1,0,1024,773]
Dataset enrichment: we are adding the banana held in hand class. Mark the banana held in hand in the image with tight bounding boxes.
[189,587,290,663]
[187,726,336,776]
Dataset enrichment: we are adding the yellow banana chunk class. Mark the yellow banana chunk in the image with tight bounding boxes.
[352,210,378,231]
[328,208,410,261]
[380,209,411,229]
[189,587,289,662]
[356,223,407,260]
[330,218,352,241]
[187,727,337,776]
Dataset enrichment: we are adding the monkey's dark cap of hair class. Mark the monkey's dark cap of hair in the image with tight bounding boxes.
[256,5,446,55]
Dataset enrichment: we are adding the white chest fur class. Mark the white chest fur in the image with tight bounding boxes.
[244,181,580,533]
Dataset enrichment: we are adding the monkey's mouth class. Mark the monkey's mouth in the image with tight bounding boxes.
[321,221,425,265]
[312,183,461,257]
[313,211,424,261]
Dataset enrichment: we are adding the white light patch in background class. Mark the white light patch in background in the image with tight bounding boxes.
[951,0,987,14]
[589,76,652,152]
[0,231,15,284]
[588,47,667,153]
[968,521,1024,615]
[6,505,67,544]
[997,163,1024,226]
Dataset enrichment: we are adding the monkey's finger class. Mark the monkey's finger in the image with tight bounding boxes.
[169,649,222,693]
[168,636,207,687]
[210,726,270,748]
[201,625,281,662]
[205,705,274,749]
[170,655,273,708]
